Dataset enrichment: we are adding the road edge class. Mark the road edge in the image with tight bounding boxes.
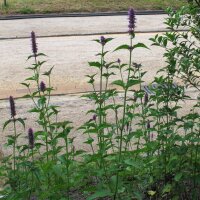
[0,10,166,20]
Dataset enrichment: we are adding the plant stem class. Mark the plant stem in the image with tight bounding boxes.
[4,0,7,6]
[13,119,17,175]
[114,37,133,199]
[65,134,70,200]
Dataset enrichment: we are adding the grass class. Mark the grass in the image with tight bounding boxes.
[0,0,187,15]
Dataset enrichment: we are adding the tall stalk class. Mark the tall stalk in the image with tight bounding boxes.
[13,119,17,175]
[64,131,70,200]
[114,36,133,200]
[4,0,7,6]
[114,9,136,199]
[99,41,104,167]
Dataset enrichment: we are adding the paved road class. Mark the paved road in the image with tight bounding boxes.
[0,14,168,39]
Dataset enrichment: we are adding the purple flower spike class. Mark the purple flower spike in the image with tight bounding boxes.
[93,115,97,121]
[117,59,121,64]
[40,81,46,92]
[31,31,38,55]
[28,128,34,149]
[100,36,106,46]
[128,8,136,35]
[147,120,150,129]
[144,93,149,105]
[9,96,16,118]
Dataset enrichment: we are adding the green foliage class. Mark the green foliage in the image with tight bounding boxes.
[0,2,200,199]
[1,51,76,200]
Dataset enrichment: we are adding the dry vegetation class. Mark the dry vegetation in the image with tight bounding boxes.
[0,0,186,15]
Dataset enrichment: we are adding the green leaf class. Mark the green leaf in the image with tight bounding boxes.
[112,80,125,89]
[43,66,54,76]
[37,60,47,66]
[148,190,156,196]
[3,119,12,130]
[38,96,46,106]
[34,131,46,138]
[52,121,72,129]
[6,135,15,145]
[29,108,40,113]
[163,38,168,47]
[93,37,113,45]
[114,44,130,51]
[126,79,142,88]
[25,75,37,81]
[53,164,63,178]
[134,192,143,200]
[88,62,101,68]
[158,36,163,43]
[84,137,94,145]
[87,189,112,200]
[105,37,114,43]
[133,43,149,49]
[124,159,141,169]
[27,55,35,60]
[16,118,26,129]
[26,65,38,70]
[36,53,47,57]
[20,82,30,88]
[84,128,98,134]
[162,184,172,194]
[174,173,183,182]
[96,51,109,57]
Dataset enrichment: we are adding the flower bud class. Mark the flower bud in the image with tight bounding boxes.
[93,114,97,121]
[40,81,46,92]
[100,36,106,46]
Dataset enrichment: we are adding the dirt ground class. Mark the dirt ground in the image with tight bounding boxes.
[0,87,199,156]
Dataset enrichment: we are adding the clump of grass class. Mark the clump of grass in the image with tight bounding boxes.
[19,7,35,14]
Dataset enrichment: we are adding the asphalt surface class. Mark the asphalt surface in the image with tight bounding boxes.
[0,14,168,39]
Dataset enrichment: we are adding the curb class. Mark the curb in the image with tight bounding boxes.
[0,29,188,41]
[0,10,166,20]
[0,30,167,40]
